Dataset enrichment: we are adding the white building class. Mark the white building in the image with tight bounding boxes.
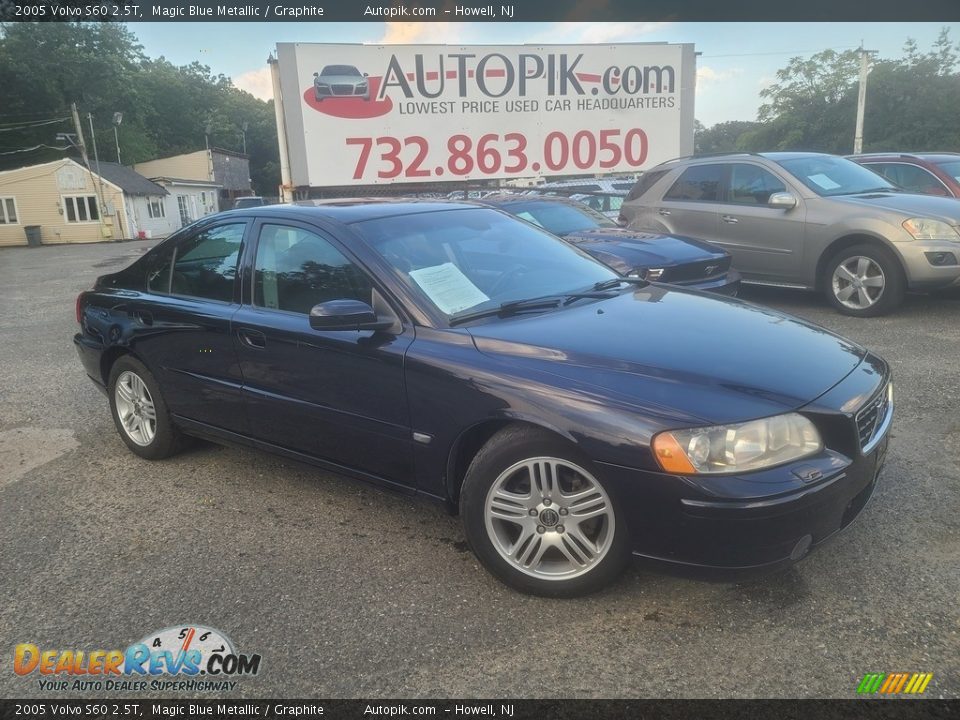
[141,177,222,237]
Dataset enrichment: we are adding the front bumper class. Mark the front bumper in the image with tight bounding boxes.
[896,240,960,290]
[672,269,741,297]
[314,85,369,100]
[599,355,891,574]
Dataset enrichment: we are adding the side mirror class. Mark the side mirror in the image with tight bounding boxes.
[313,72,319,78]
[309,299,393,332]
[768,192,798,209]
[363,72,369,77]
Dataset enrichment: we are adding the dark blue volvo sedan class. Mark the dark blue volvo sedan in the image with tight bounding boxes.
[74,201,892,597]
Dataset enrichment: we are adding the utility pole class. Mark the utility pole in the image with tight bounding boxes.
[70,103,89,166]
[113,112,123,165]
[854,46,877,154]
[87,113,108,214]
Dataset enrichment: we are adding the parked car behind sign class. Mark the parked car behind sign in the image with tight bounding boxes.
[848,153,960,199]
[620,152,960,316]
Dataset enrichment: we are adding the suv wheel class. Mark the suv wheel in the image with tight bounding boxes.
[460,426,630,597]
[824,244,904,317]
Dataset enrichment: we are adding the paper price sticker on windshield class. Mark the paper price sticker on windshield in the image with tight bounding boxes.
[409,263,490,315]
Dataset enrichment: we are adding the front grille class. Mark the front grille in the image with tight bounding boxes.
[662,256,732,283]
[332,84,354,95]
[856,383,891,450]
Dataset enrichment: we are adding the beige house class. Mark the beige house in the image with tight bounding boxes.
[135,148,252,208]
[0,159,137,247]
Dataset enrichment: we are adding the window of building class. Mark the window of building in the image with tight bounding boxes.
[177,195,192,226]
[64,195,100,223]
[170,223,246,302]
[147,198,165,219]
[254,224,373,315]
[0,197,17,224]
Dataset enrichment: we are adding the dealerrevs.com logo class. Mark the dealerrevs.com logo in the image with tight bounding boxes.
[13,625,261,692]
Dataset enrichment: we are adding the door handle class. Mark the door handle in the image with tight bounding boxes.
[721,215,739,224]
[658,208,671,216]
[238,329,266,349]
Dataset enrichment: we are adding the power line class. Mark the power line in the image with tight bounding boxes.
[0,117,71,132]
[0,143,71,155]
[701,46,861,59]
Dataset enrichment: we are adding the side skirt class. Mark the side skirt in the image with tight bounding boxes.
[172,415,441,503]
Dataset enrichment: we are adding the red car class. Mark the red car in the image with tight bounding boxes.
[849,153,960,198]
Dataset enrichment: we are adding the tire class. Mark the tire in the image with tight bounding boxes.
[459,425,630,597]
[823,243,905,317]
[107,355,185,460]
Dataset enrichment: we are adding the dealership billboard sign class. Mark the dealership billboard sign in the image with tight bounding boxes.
[275,42,696,187]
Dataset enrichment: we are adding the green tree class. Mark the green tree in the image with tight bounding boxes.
[696,120,762,154]
[0,22,146,167]
[0,22,280,194]
[739,29,960,154]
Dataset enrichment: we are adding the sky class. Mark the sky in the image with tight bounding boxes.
[131,21,955,127]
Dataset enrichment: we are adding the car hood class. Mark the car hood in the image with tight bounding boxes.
[830,192,960,222]
[467,287,866,425]
[562,228,726,272]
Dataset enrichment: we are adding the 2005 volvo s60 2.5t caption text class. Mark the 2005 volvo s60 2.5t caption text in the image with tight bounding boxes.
[74,200,893,596]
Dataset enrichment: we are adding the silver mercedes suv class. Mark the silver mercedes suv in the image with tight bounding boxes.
[620,152,960,316]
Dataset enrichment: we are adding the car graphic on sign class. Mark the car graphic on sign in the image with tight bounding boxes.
[313,65,370,101]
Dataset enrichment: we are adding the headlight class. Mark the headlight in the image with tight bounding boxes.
[652,413,822,475]
[902,218,960,241]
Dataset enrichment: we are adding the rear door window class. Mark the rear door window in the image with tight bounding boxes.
[625,169,670,201]
[171,223,246,302]
[664,165,724,202]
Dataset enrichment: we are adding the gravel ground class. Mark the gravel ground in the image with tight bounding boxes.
[0,239,957,699]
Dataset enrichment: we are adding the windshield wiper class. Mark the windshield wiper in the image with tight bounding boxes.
[449,291,616,326]
[592,276,649,291]
[840,186,903,195]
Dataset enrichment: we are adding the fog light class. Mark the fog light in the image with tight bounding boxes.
[925,251,958,266]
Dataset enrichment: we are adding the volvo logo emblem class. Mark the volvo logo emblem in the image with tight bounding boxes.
[539,509,560,527]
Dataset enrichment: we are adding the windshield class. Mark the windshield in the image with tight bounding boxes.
[502,201,616,235]
[353,207,618,321]
[775,155,897,196]
[935,160,960,184]
[321,65,362,77]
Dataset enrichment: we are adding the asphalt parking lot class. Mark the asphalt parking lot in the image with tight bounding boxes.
[0,239,957,699]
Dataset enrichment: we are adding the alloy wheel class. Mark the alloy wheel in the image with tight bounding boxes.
[114,370,157,446]
[483,457,615,580]
[832,256,886,310]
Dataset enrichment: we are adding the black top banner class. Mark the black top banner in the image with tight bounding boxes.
[1,0,959,22]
